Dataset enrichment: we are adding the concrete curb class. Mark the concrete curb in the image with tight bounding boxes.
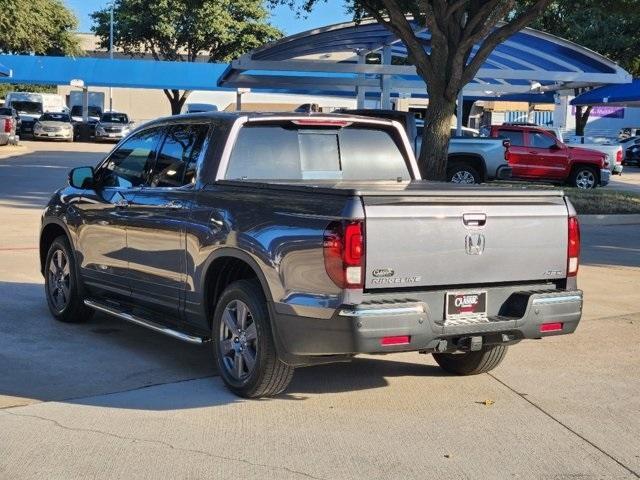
[579,214,640,226]
[0,145,30,160]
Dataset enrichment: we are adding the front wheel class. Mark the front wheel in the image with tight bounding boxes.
[212,279,294,398]
[44,236,93,323]
[447,163,481,184]
[433,345,507,375]
[569,166,598,189]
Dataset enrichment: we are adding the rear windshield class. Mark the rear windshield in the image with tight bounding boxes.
[101,113,128,123]
[12,101,42,115]
[71,105,102,117]
[40,113,70,122]
[225,124,411,181]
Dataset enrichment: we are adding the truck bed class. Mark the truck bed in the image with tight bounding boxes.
[218,179,565,198]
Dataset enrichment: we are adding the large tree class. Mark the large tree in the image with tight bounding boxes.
[276,1,553,180]
[0,0,81,56]
[520,0,640,135]
[91,0,282,114]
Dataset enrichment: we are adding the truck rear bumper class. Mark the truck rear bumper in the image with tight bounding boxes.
[600,168,611,186]
[273,289,582,360]
[495,165,513,180]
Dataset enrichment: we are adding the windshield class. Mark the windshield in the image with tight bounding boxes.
[12,101,42,115]
[71,105,102,117]
[40,113,71,122]
[226,123,411,181]
[101,113,129,123]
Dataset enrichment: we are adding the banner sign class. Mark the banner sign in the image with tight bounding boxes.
[572,106,625,119]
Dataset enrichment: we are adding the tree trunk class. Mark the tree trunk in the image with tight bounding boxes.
[418,95,457,181]
[574,105,592,137]
[163,89,190,115]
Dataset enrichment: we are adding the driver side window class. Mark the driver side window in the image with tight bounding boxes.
[99,128,163,188]
[530,131,557,149]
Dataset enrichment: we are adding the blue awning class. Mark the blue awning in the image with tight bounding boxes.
[0,55,228,90]
[0,62,11,77]
[571,79,640,107]
[220,19,631,100]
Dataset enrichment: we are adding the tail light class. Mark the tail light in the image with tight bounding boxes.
[3,118,11,133]
[324,220,364,288]
[616,150,622,164]
[567,216,580,277]
[502,139,511,162]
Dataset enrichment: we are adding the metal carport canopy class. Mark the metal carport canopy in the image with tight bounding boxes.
[0,62,11,78]
[218,18,631,100]
[0,55,229,90]
[571,79,640,107]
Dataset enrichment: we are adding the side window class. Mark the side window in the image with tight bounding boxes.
[99,128,162,188]
[530,131,557,149]
[498,129,525,146]
[149,123,210,187]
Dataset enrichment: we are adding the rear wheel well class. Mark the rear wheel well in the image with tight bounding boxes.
[204,257,261,326]
[40,224,68,274]
[447,154,486,182]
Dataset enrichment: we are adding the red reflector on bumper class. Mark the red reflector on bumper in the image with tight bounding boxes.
[380,335,410,346]
[540,322,563,333]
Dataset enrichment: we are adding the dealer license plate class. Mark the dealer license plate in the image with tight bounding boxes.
[445,291,487,320]
[108,133,116,138]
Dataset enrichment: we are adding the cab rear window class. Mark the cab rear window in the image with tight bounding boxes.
[225,123,411,181]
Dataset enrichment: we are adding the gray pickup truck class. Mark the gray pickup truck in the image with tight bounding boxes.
[40,112,583,398]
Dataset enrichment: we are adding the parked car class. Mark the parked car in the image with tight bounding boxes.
[94,112,134,141]
[338,109,512,184]
[620,137,640,166]
[0,107,18,146]
[564,137,623,175]
[624,140,640,166]
[33,112,74,142]
[5,92,66,137]
[490,125,610,189]
[40,112,583,398]
[70,105,102,139]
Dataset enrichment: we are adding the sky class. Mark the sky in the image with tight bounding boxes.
[63,0,351,35]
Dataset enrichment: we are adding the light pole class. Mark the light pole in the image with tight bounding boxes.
[109,2,114,112]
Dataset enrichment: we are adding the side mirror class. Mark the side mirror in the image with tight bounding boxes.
[69,166,95,189]
[550,143,562,150]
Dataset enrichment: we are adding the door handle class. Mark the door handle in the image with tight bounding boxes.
[463,213,487,227]
[161,200,184,210]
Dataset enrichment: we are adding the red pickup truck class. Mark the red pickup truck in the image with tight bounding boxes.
[490,125,610,189]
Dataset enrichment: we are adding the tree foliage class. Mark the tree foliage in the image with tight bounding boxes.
[274,1,552,180]
[0,0,81,56]
[521,0,640,77]
[91,0,282,114]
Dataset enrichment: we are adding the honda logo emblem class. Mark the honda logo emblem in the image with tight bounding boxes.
[465,234,485,255]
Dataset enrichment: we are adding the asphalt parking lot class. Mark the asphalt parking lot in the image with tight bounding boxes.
[0,141,639,480]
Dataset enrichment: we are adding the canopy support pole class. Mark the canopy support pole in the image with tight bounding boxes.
[456,90,463,136]
[380,45,392,109]
[356,53,366,109]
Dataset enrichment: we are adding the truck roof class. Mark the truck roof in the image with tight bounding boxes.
[142,111,403,128]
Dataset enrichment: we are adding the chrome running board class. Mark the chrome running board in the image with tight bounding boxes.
[84,299,207,345]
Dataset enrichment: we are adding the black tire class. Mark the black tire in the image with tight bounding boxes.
[447,163,481,184]
[433,345,508,375]
[44,236,93,323]
[568,166,598,189]
[212,279,294,398]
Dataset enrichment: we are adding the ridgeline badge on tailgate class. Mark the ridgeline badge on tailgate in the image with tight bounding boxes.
[372,268,395,278]
[370,269,421,285]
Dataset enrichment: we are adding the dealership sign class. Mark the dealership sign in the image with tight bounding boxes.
[572,106,625,118]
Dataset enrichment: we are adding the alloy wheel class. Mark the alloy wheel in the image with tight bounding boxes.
[47,249,71,312]
[218,300,258,381]
[451,170,476,184]
[575,170,596,189]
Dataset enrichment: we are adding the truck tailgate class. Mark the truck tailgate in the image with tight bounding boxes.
[363,195,568,289]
